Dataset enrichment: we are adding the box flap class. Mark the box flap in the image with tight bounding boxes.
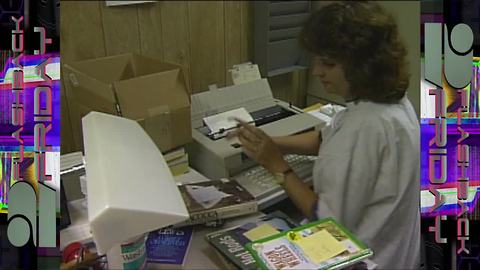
[63,64,117,104]
[114,69,190,120]
[65,54,133,83]
[130,54,191,94]
[130,53,183,76]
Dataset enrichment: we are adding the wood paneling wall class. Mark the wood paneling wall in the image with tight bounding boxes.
[60,1,306,153]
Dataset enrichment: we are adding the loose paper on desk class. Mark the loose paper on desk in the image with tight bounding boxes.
[186,185,231,209]
[295,229,347,264]
[307,104,347,126]
[307,110,332,125]
[203,107,254,134]
[243,223,279,242]
[319,104,345,117]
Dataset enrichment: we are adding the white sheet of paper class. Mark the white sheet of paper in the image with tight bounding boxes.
[203,107,253,134]
[186,185,231,209]
[308,110,332,125]
[319,104,345,117]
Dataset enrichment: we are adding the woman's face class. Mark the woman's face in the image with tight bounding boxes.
[311,56,351,98]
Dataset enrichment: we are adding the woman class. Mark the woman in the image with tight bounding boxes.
[229,2,420,269]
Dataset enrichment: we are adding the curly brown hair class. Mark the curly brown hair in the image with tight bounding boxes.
[300,1,409,103]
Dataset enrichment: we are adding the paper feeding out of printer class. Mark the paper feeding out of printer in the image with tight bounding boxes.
[202,107,255,139]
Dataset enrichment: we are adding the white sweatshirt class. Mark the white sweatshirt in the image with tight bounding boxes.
[313,96,421,269]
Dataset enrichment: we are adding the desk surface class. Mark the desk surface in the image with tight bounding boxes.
[148,209,377,270]
[62,167,376,269]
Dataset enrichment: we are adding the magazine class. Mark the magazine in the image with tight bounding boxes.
[246,218,373,270]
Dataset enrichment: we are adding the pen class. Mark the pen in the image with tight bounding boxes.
[208,120,256,137]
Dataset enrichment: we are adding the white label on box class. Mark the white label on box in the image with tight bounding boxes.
[231,64,261,85]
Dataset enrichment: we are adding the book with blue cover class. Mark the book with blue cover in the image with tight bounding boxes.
[145,226,194,266]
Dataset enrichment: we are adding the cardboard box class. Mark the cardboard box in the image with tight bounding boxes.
[63,53,192,152]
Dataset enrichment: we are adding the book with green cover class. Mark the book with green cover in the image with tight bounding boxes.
[245,218,373,270]
[206,211,299,270]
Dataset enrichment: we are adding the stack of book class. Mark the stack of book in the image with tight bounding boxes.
[206,211,298,270]
[163,147,189,176]
[206,215,374,270]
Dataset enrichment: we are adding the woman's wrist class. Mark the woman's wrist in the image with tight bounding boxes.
[271,136,287,155]
[270,159,291,174]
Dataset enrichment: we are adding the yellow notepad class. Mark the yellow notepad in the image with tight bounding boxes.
[295,229,347,264]
[243,223,279,241]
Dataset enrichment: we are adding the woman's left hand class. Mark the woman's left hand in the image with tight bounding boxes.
[227,119,289,174]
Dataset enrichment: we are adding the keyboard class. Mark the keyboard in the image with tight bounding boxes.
[233,154,316,209]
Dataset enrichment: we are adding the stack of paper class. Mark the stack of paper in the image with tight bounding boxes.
[163,147,189,176]
[303,103,346,126]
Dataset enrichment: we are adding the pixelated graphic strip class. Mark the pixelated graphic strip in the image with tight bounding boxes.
[420,60,480,218]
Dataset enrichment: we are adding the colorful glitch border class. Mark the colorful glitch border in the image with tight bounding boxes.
[0,13,59,249]
[420,61,480,217]
[422,22,477,257]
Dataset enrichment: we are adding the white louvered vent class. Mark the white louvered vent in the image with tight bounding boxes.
[254,1,311,77]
